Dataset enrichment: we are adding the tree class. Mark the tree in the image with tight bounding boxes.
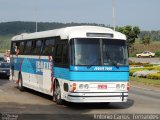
[141,36,151,46]
[116,26,140,48]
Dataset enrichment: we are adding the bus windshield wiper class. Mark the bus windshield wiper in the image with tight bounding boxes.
[87,59,100,69]
[87,65,94,69]
[111,61,119,69]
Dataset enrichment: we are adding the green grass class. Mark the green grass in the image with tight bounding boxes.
[130,76,160,86]
[131,40,160,56]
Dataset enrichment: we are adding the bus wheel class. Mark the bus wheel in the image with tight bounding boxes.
[54,81,63,105]
[18,73,24,91]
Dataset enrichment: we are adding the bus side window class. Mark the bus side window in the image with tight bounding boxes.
[33,40,42,55]
[11,42,16,55]
[19,41,25,54]
[15,42,20,55]
[54,41,68,67]
[55,44,63,64]
[24,41,32,54]
[43,39,55,55]
[63,44,68,65]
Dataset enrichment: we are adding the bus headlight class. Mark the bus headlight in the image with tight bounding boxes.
[121,84,125,89]
[84,84,89,89]
[116,84,120,89]
[116,84,125,90]
[79,84,83,89]
[78,84,89,90]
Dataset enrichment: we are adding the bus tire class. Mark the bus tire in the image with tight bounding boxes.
[54,80,63,105]
[18,73,24,91]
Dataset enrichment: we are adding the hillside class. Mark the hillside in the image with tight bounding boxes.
[0,21,106,35]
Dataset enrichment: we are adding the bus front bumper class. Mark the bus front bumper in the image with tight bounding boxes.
[66,92,128,103]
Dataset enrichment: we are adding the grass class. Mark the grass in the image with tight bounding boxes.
[148,72,160,80]
[130,41,160,56]
[130,76,160,87]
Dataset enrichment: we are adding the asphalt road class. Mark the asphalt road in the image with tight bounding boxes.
[0,79,160,120]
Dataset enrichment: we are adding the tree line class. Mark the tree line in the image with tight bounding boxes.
[0,21,106,35]
[0,21,160,53]
[139,31,160,41]
[0,21,160,41]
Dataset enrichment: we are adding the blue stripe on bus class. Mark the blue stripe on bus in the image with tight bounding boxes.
[70,71,129,81]
[70,65,129,72]
[11,57,129,82]
[54,67,70,79]
[54,67,129,82]
[12,57,51,75]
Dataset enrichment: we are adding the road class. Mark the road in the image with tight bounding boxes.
[0,79,160,120]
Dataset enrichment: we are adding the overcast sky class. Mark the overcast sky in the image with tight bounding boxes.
[0,0,159,30]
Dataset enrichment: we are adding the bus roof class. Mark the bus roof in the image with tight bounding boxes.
[11,26,126,41]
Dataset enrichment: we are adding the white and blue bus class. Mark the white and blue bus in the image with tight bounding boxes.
[10,26,130,104]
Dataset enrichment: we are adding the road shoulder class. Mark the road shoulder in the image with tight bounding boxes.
[130,80,160,92]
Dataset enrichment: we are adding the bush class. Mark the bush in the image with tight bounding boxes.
[150,66,160,71]
[155,50,160,57]
[129,53,136,57]
[144,66,160,70]
[143,64,154,67]
[132,70,159,78]
[130,69,137,76]
[147,73,160,80]
[130,69,145,76]
[130,66,160,76]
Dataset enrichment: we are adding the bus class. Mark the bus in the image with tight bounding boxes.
[10,26,130,104]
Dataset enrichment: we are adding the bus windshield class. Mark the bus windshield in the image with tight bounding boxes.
[102,39,128,66]
[71,38,128,66]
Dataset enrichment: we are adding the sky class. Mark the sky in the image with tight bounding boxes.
[0,0,160,30]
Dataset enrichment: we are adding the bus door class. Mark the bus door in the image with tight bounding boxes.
[41,38,56,93]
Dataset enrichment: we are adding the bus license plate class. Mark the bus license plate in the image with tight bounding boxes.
[98,85,107,89]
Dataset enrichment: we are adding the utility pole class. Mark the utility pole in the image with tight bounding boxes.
[112,0,116,31]
[35,8,38,32]
[36,21,38,32]
[34,0,38,33]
